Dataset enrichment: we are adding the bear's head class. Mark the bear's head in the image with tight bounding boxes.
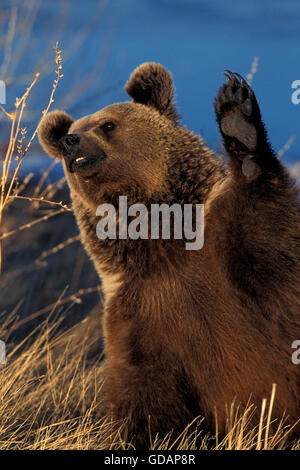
[39,63,180,209]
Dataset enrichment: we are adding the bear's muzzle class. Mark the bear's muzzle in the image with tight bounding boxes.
[59,133,106,175]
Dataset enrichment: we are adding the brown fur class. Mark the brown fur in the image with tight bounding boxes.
[38,63,300,448]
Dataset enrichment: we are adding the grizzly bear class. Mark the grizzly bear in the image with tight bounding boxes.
[39,63,300,448]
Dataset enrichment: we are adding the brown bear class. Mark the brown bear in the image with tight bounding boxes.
[39,63,300,448]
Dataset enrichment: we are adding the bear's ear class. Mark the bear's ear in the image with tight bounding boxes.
[125,63,179,123]
[38,110,74,159]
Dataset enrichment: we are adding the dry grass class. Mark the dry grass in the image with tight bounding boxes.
[0,315,299,450]
[0,50,299,451]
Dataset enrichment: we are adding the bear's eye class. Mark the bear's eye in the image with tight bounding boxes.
[100,121,115,132]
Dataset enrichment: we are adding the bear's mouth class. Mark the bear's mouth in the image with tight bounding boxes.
[65,152,106,175]
[71,156,95,172]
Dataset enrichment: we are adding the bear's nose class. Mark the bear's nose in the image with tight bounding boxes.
[59,134,80,152]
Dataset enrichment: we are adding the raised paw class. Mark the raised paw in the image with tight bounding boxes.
[215,71,263,153]
[214,71,270,179]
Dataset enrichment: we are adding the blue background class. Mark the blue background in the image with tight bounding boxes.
[2,0,300,173]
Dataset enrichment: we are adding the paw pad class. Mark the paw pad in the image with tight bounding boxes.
[215,71,259,153]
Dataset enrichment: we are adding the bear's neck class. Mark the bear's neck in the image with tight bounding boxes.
[165,129,228,205]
